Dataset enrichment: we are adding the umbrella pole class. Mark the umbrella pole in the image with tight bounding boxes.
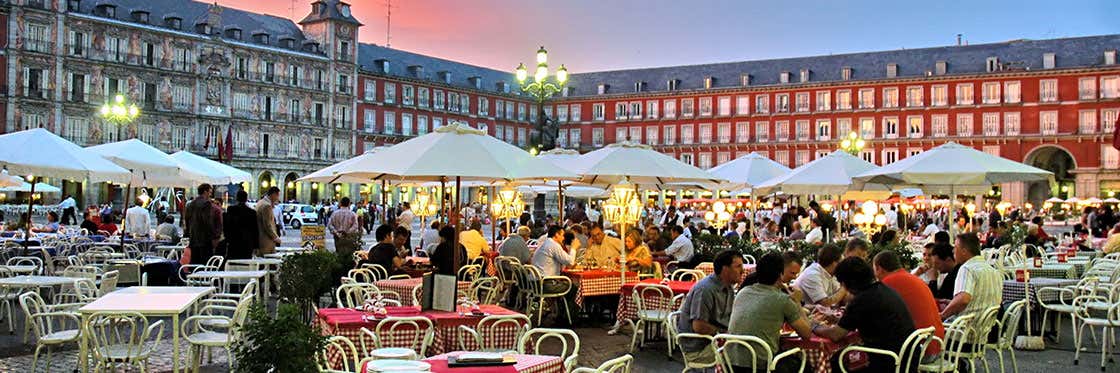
[490,186,497,252]
[558,181,565,223]
[452,176,462,271]
[381,180,387,225]
[24,180,35,250]
[121,181,132,251]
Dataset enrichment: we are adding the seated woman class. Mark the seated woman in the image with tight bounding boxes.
[98,214,119,235]
[623,230,653,274]
[430,226,467,277]
[31,212,60,233]
[79,211,100,234]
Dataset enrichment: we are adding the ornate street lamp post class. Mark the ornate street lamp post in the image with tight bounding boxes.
[839,131,866,156]
[515,47,568,219]
[601,178,641,282]
[98,93,140,247]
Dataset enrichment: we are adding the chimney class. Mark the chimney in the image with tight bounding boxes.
[957,34,962,46]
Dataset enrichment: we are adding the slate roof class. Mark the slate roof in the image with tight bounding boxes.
[80,0,316,53]
[565,34,1120,97]
[357,43,520,94]
[298,0,362,26]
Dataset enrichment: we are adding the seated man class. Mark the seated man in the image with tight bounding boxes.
[80,211,100,234]
[499,225,533,264]
[582,224,622,268]
[873,251,945,359]
[155,215,182,243]
[793,244,847,306]
[842,238,869,261]
[728,252,812,373]
[925,243,959,300]
[364,225,403,274]
[941,233,1003,320]
[530,225,575,322]
[459,221,491,260]
[656,225,695,268]
[675,250,744,367]
[813,257,916,372]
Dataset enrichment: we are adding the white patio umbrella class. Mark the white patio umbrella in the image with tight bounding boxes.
[169,151,252,185]
[707,152,791,235]
[0,128,130,241]
[300,146,391,184]
[88,139,196,244]
[755,150,892,199]
[315,122,576,271]
[0,182,62,193]
[1104,197,1120,204]
[1045,197,1065,203]
[0,170,22,188]
[1085,197,1104,205]
[853,141,1052,238]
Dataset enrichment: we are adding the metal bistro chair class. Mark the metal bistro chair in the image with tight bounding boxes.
[1073,290,1120,370]
[457,314,530,352]
[19,291,82,373]
[716,333,808,373]
[358,316,435,360]
[359,264,389,281]
[985,299,1026,373]
[494,256,521,303]
[335,283,381,309]
[0,267,19,333]
[1039,277,1099,344]
[944,306,1000,373]
[467,276,502,305]
[319,335,361,373]
[572,354,633,373]
[919,314,971,373]
[347,268,377,283]
[837,327,936,373]
[627,283,675,355]
[669,269,705,282]
[675,332,718,373]
[85,311,165,372]
[522,264,574,326]
[519,328,581,373]
[178,255,225,284]
[182,294,255,371]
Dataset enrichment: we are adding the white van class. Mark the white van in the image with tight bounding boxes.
[279,203,320,229]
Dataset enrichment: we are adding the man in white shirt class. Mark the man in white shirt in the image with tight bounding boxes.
[656,225,695,267]
[793,245,847,306]
[397,202,416,233]
[941,233,1003,320]
[921,221,941,237]
[531,225,573,277]
[586,205,601,225]
[59,194,77,225]
[660,205,685,228]
[124,198,151,237]
[885,205,899,229]
[804,218,824,244]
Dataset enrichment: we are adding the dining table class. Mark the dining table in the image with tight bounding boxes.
[562,269,637,308]
[77,286,215,373]
[374,277,472,306]
[316,305,528,368]
[780,331,864,373]
[615,278,694,324]
[359,351,563,373]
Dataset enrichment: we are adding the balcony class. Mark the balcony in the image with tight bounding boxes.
[21,89,49,100]
[338,85,352,95]
[21,39,53,54]
[63,90,88,103]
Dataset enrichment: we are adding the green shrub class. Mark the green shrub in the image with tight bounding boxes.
[233,303,327,372]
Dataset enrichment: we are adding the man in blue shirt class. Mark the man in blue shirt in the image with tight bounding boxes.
[675,250,744,368]
[531,225,572,276]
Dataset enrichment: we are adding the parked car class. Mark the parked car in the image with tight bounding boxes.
[278,203,320,229]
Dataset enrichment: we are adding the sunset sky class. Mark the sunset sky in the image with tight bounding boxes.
[217,0,1119,73]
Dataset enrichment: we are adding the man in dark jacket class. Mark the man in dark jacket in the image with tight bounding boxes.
[184,183,223,265]
[223,190,259,260]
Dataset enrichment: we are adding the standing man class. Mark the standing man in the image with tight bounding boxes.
[328,197,361,258]
[184,184,222,265]
[675,250,744,367]
[398,202,416,234]
[59,194,76,225]
[223,190,259,260]
[256,187,282,256]
[125,198,151,238]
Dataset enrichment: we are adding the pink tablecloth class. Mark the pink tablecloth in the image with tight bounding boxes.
[695,263,756,282]
[615,279,694,323]
[781,333,864,373]
[562,270,636,308]
[375,277,473,306]
[360,352,562,373]
[317,305,528,368]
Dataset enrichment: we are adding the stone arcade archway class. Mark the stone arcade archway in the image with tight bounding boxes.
[1024,145,1076,204]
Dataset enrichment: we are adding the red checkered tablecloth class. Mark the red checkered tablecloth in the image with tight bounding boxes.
[360,352,562,373]
[695,263,756,282]
[375,278,473,306]
[781,333,864,373]
[563,270,636,308]
[316,305,528,369]
[615,279,694,323]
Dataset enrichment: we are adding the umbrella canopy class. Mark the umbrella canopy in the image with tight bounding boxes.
[0,170,23,188]
[170,151,252,185]
[0,128,130,183]
[519,185,609,199]
[1105,197,1120,204]
[86,139,195,187]
[300,146,391,184]
[314,123,577,183]
[707,152,791,191]
[573,141,723,189]
[1045,197,1065,203]
[1085,197,1104,204]
[1066,197,1082,204]
[755,150,891,198]
[536,148,584,174]
[853,142,1052,194]
[0,182,61,193]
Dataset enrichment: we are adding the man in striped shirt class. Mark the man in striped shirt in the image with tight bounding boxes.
[940,232,1003,320]
[328,197,361,258]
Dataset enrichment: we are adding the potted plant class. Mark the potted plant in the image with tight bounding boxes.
[233,303,327,372]
[277,251,344,320]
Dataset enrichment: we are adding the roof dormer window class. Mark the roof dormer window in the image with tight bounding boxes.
[597,84,609,95]
[95,4,116,18]
[195,22,212,35]
[302,41,320,53]
[985,57,999,72]
[841,67,852,80]
[253,32,270,45]
[374,59,390,74]
[666,79,678,91]
[886,63,898,78]
[408,65,424,78]
[779,72,790,84]
[799,69,810,83]
[164,16,182,30]
[280,37,295,49]
[468,76,482,89]
[634,81,646,92]
[67,0,80,12]
[226,28,242,40]
[131,10,149,23]
[704,76,715,89]
[438,71,451,84]
[740,74,751,86]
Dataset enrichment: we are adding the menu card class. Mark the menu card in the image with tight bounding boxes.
[421,273,458,312]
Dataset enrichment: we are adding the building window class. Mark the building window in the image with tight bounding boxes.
[982,112,1000,136]
[663,125,676,145]
[1004,81,1021,103]
[795,92,809,112]
[1102,145,1119,169]
[1103,109,1118,134]
[646,100,659,119]
[736,96,750,115]
[882,87,898,108]
[717,123,731,143]
[907,116,923,138]
[630,102,642,119]
[930,85,948,107]
[570,104,581,121]
[629,126,642,143]
[616,127,629,143]
[756,95,769,114]
[776,94,790,113]
[682,99,695,117]
[931,115,948,137]
[815,91,831,111]
[736,122,750,143]
[1004,112,1020,135]
[957,114,974,136]
[402,85,414,106]
[364,80,376,101]
[592,128,604,147]
[400,114,412,136]
[883,117,899,138]
[434,91,445,109]
[858,88,874,109]
[1103,76,1120,99]
[859,118,875,139]
[836,90,851,110]
[837,118,852,137]
[717,96,731,116]
[517,128,527,146]
[882,149,899,165]
[982,82,1001,104]
[795,150,809,167]
[663,100,676,118]
[615,102,628,120]
[717,152,731,166]
[478,97,489,116]
[1040,79,1058,103]
[815,119,831,141]
[680,153,694,166]
[698,97,713,116]
[1080,110,1098,133]
[418,88,429,108]
[1080,77,1098,99]
[681,124,695,144]
[383,112,396,134]
[593,103,605,120]
[956,84,974,105]
[755,121,769,142]
[363,109,376,133]
[906,86,923,107]
[860,150,874,163]
[1039,111,1058,135]
[646,126,659,145]
[555,128,565,147]
[775,151,789,167]
[517,103,526,121]
[384,83,396,104]
[557,104,568,122]
[570,128,581,147]
[795,120,809,141]
[775,121,789,141]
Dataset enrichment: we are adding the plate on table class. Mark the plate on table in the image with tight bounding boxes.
[448,353,517,367]
[365,359,431,372]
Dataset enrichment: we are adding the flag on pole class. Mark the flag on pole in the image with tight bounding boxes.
[216,132,224,162]
[224,125,234,163]
[1112,114,1120,151]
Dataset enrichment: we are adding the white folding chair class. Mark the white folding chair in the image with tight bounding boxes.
[85,311,165,372]
[457,314,530,352]
[519,328,581,373]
